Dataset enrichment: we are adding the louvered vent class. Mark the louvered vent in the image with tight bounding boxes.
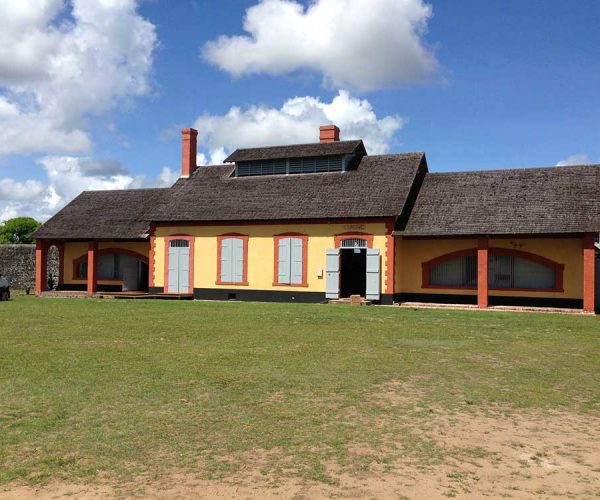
[236,156,343,177]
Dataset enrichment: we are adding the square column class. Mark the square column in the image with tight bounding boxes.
[87,241,98,296]
[583,234,596,313]
[35,240,48,295]
[477,238,489,308]
[385,222,396,295]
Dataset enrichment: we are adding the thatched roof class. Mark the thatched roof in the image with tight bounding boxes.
[224,140,366,162]
[401,164,600,236]
[34,188,171,240]
[34,152,426,239]
[154,153,426,223]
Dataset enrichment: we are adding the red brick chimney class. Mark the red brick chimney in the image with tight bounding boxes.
[319,125,340,143]
[181,128,198,178]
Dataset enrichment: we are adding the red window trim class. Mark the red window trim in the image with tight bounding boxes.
[334,232,374,248]
[272,233,309,287]
[421,249,477,290]
[421,247,564,292]
[216,233,249,286]
[163,235,195,294]
[73,248,149,281]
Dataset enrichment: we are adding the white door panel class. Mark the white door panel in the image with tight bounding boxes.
[326,248,340,299]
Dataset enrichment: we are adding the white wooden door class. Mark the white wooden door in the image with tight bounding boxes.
[365,248,381,301]
[326,248,340,299]
[168,240,190,293]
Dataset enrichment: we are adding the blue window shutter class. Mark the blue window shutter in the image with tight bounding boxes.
[278,238,291,284]
[366,248,380,300]
[232,238,244,283]
[179,246,190,291]
[168,246,178,293]
[221,238,233,282]
[290,238,303,284]
[326,248,340,299]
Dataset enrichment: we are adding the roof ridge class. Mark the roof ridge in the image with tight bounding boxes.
[366,152,424,158]
[427,163,600,176]
[231,139,362,151]
[80,187,171,194]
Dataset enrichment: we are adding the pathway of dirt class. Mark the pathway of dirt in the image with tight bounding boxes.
[2,406,599,499]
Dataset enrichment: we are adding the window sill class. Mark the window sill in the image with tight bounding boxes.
[272,282,309,288]
[490,287,564,293]
[215,281,249,286]
[422,285,477,290]
[422,285,563,293]
[73,278,123,282]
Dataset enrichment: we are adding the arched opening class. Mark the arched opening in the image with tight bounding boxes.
[73,249,149,292]
[422,248,564,292]
[46,244,60,290]
[340,238,368,249]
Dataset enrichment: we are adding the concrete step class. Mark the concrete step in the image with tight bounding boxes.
[328,296,372,306]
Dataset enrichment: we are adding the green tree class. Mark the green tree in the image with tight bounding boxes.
[0,217,41,244]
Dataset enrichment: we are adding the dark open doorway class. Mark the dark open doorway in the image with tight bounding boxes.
[340,248,366,298]
[139,262,149,292]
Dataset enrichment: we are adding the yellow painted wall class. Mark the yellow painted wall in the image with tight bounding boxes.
[63,241,149,285]
[63,242,87,284]
[488,237,582,299]
[396,237,478,296]
[396,236,584,299]
[153,222,390,292]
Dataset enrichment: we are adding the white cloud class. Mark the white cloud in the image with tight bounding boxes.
[556,154,591,167]
[193,90,403,164]
[0,0,156,157]
[0,157,177,223]
[202,0,436,91]
[0,178,46,202]
[154,166,179,187]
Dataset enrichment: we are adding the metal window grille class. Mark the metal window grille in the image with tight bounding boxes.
[430,255,477,287]
[489,255,555,289]
[341,238,367,249]
[170,240,190,248]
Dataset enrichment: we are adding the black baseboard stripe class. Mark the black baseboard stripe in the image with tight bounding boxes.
[194,288,326,303]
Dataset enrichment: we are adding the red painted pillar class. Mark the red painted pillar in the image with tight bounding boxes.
[385,221,395,295]
[87,241,98,296]
[477,238,489,308]
[148,224,155,289]
[35,240,48,295]
[583,234,596,313]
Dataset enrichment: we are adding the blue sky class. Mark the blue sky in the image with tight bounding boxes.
[0,0,599,221]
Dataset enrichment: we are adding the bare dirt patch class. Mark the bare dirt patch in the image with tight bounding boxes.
[3,406,599,499]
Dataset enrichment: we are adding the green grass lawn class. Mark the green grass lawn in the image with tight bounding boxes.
[0,296,599,486]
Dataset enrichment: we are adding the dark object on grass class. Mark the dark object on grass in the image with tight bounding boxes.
[0,271,10,301]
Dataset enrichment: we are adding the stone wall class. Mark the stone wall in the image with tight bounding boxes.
[0,244,59,290]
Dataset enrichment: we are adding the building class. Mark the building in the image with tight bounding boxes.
[33,125,600,312]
